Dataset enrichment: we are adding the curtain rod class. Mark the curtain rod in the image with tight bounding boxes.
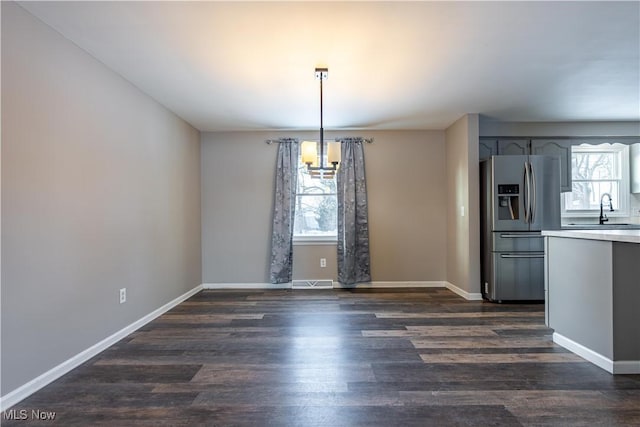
[265,138,374,145]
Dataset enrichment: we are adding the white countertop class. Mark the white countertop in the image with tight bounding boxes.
[542,229,640,244]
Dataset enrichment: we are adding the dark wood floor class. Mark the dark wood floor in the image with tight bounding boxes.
[6,288,640,426]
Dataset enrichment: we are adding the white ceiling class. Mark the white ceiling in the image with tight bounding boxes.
[18,1,640,131]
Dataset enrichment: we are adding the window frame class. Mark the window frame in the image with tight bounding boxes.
[292,162,338,244]
[561,143,630,218]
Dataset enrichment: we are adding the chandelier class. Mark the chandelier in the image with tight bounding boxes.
[301,68,341,179]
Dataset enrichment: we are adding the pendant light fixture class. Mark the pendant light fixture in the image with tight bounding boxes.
[301,68,341,179]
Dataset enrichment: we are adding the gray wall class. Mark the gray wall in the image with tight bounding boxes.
[200,131,279,283]
[201,130,448,284]
[445,114,481,294]
[293,245,338,282]
[1,2,202,395]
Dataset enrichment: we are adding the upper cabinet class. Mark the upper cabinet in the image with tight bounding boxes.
[479,138,498,161]
[497,139,529,156]
[530,139,572,193]
[482,138,573,192]
[480,137,639,194]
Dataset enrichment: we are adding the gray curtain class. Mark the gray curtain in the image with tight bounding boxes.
[337,137,371,285]
[269,138,299,284]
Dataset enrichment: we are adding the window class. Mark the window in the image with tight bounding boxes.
[562,144,629,216]
[293,161,337,242]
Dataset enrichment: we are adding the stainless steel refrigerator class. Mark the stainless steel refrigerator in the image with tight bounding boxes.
[480,155,561,302]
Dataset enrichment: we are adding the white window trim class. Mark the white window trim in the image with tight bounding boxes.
[561,144,630,218]
[293,235,338,245]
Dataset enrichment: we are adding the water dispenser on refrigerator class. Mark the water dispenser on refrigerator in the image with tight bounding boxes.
[497,184,519,221]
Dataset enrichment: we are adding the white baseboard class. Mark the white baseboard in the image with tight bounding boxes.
[334,281,446,289]
[203,283,292,289]
[337,281,483,301]
[202,281,482,301]
[444,281,483,300]
[0,284,203,411]
[553,332,613,373]
[0,280,487,410]
[203,281,449,290]
[553,332,640,374]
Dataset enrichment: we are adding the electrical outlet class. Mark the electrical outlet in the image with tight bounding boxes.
[460,205,465,217]
[320,258,327,268]
[119,288,126,304]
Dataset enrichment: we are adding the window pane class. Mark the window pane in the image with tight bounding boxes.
[563,181,619,211]
[563,144,628,215]
[294,194,337,236]
[297,164,336,194]
[571,151,619,180]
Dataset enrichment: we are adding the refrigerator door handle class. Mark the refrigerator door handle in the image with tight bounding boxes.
[500,253,545,259]
[523,162,530,223]
[530,162,537,224]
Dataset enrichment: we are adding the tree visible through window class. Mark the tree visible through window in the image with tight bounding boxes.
[563,144,629,215]
[293,162,337,238]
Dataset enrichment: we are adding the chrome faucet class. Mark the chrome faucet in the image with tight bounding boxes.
[599,193,614,224]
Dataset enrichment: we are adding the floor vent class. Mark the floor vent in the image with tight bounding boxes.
[291,280,334,290]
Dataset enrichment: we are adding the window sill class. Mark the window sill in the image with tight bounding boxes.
[293,236,338,246]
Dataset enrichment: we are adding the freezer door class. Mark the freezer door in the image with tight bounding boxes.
[490,156,529,231]
[528,156,561,231]
[492,231,544,252]
[490,252,545,301]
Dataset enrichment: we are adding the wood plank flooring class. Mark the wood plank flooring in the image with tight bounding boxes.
[5,288,640,426]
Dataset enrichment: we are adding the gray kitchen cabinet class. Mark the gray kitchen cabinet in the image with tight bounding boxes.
[482,137,638,193]
[497,139,529,156]
[482,138,572,192]
[479,138,498,161]
[531,139,573,193]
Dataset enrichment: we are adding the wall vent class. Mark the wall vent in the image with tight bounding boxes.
[291,280,334,290]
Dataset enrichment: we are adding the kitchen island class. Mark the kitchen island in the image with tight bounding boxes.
[542,229,640,374]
